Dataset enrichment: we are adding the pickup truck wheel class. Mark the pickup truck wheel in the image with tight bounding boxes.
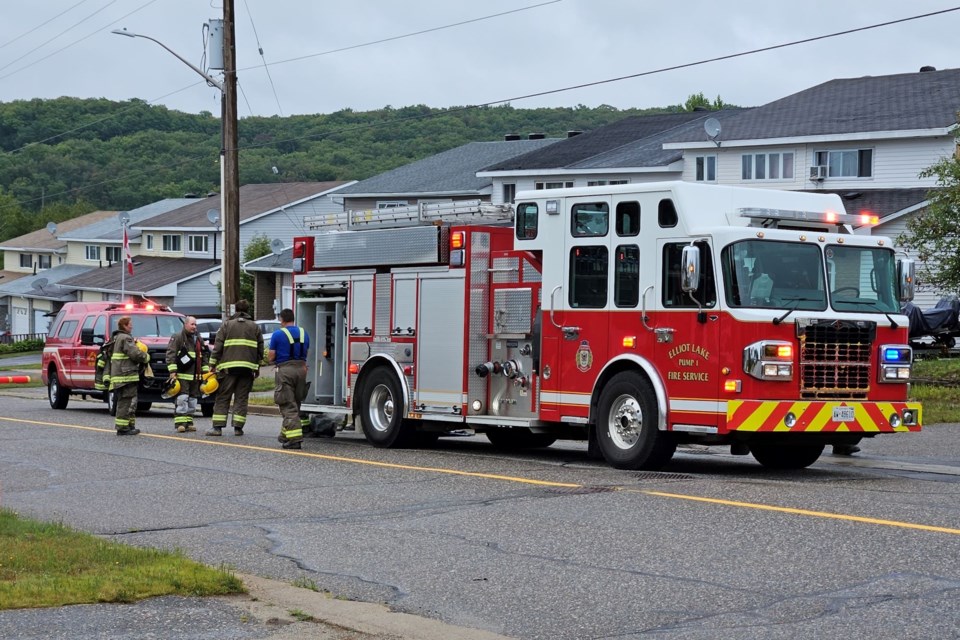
[359,367,413,448]
[596,371,675,470]
[48,370,69,410]
[750,443,824,470]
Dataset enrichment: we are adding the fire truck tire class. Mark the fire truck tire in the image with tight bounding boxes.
[136,402,152,413]
[596,371,675,470]
[201,402,215,418]
[750,442,824,469]
[48,370,69,410]
[486,428,557,450]
[360,367,413,448]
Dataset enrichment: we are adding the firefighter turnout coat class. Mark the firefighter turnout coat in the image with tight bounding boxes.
[165,327,210,396]
[109,330,148,390]
[210,313,264,375]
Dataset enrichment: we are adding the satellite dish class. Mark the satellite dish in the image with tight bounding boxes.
[206,208,220,226]
[46,221,57,235]
[32,277,49,291]
[118,211,131,225]
[704,118,722,142]
[270,238,285,256]
[208,271,222,286]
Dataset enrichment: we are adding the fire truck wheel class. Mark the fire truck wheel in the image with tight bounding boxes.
[486,428,557,450]
[360,367,413,448]
[201,402,215,418]
[596,371,675,470]
[48,370,70,410]
[749,442,824,469]
[136,402,152,413]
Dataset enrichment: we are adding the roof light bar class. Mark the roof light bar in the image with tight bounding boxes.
[739,207,878,226]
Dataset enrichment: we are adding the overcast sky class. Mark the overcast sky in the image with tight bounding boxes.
[1,1,958,119]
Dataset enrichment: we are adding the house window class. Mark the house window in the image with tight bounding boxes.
[741,152,794,181]
[85,245,101,261]
[569,245,608,308]
[188,235,209,253]
[814,149,873,178]
[503,183,516,204]
[38,254,51,269]
[587,179,629,186]
[695,155,717,181]
[377,201,408,209]
[19,254,31,268]
[145,234,154,250]
[162,234,181,252]
[535,181,573,190]
[105,246,122,263]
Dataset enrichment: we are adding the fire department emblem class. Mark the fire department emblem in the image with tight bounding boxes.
[576,340,593,372]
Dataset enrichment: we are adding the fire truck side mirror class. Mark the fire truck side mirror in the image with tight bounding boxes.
[898,258,915,302]
[681,246,701,293]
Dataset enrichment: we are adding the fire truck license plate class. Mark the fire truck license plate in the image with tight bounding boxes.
[832,406,855,422]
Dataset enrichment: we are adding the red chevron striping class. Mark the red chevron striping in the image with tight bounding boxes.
[758,402,794,431]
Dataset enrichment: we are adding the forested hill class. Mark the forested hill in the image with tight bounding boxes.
[0,96,705,239]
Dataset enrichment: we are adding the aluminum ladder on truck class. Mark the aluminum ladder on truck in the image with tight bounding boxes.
[303,200,514,232]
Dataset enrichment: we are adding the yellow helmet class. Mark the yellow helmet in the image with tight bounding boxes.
[161,377,181,399]
[136,340,148,352]
[200,371,219,396]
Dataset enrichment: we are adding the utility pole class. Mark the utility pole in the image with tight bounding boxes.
[221,0,240,315]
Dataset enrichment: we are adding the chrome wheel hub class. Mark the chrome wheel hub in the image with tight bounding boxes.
[608,394,642,449]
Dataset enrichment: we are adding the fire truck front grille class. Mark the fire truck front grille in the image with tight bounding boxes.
[798,321,875,400]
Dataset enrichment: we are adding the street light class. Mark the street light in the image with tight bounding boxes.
[111,23,239,319]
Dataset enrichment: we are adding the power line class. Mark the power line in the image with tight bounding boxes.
[0,0,92,50]
[0,0,159,82]
[236,0,562,73]
[2,6,958,211]
[0,0,118,74]
[241,0,284,117]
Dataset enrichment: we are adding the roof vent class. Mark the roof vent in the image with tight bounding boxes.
[183,193,199,198]
[503,133,521,141]
[567,130,583,138]
[919,65,937,72]
[528,132,545,140]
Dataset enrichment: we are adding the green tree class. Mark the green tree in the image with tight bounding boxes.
[240,234,271,303]
[898,134,960,291]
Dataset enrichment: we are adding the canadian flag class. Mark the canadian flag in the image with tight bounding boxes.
[123,226,133,276]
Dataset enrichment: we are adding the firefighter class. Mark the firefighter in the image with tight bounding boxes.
[206,300,264,437]
[165,315,209,433]
[110,316,149,435]
[267,308,310,450]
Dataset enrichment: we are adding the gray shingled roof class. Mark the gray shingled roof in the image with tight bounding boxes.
[58,256,217,295]
[480,112,726,172]
[337,139,560,196]
[136,182,349,229]
[245,247,293,273]
[824,188,932,223]
[58,199,196,242]
[0,210,118,252]
[666,68,960,144]
[0,264,94,301]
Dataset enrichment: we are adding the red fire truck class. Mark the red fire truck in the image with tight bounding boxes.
[291,182,921,470]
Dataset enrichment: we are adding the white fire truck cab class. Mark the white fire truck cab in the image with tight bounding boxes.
[292,181,921,470]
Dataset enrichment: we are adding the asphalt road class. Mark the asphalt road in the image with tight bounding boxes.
[1,388,959,639]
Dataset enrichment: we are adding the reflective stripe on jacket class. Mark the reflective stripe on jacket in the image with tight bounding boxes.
[210,314,263,372]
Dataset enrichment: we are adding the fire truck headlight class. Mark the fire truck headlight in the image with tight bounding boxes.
[744,340,794,381]
[879,344,912,384]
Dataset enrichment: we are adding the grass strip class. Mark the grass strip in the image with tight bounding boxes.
[0,509,244,609]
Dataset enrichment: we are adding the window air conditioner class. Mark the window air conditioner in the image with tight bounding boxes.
[809,165,828,180]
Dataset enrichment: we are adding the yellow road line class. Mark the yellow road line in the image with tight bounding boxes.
[0,416,580,488]
[634,489,960,536]
[4,415,959,534]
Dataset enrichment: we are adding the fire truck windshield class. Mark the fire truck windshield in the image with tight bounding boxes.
[721,240,900,315]
[722,240,826,310]
[111,313,184,338]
